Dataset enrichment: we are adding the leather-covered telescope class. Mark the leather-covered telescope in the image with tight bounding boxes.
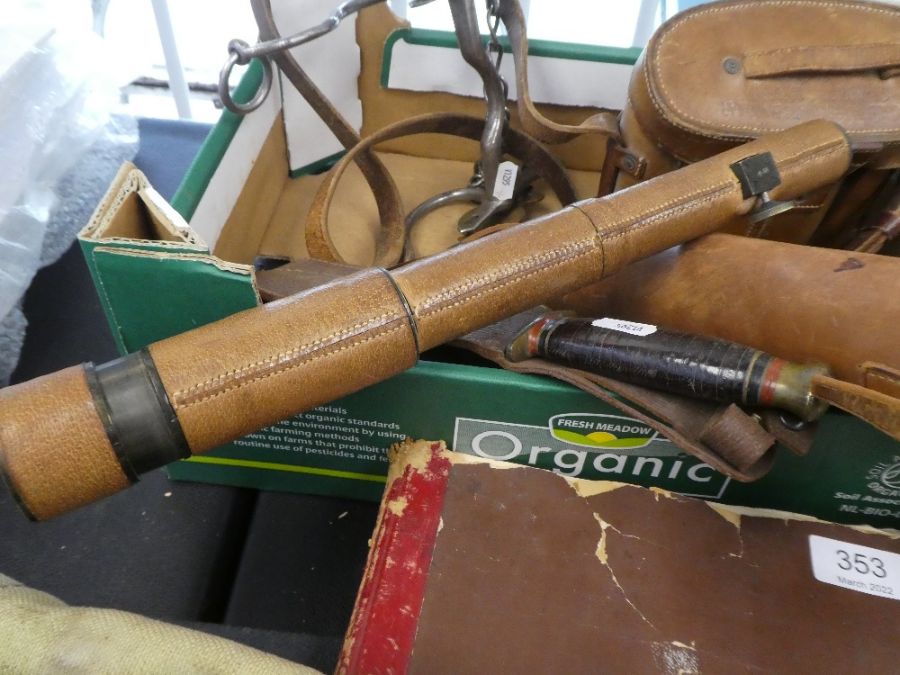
[0,121,851,519]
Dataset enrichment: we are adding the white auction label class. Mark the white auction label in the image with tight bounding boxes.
[808,535,899,601]
[592,318,658,337]
[492,161,518,201]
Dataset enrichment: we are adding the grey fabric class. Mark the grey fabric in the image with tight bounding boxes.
[0,306,25,386]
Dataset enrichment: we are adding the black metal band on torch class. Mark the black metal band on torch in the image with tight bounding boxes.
[84,350,190,480]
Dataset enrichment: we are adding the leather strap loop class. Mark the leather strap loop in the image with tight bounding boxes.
[305,112,577,266]
[811,374,900,441]
[847,185,900,252]
[743,42,900,79]
[862,362,900,399]
[252,0,609,266]
[697,404,777,473]
[496,0,621,144]
[452,313,783,482]
[252,0,409,268]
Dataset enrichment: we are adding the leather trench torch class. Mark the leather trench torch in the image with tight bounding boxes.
[0,121,852,519]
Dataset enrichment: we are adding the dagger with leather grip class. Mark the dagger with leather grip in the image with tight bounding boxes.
[0,121,851,519]
[504,312,830,422]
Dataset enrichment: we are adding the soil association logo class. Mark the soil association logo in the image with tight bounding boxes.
[866,456,900,496]
[549,413,658,450]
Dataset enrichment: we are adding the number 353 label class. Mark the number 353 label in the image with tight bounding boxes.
[809,535,899,601]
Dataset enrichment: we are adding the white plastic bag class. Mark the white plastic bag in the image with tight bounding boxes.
[0,1,137,383]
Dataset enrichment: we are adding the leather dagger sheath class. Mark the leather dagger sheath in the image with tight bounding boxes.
[0,121,851,519]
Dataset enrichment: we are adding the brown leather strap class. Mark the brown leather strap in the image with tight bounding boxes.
[252,0,407,268]
[744,43,900,79]
[305,112,577,266]
[811,374,900,441]
[253,0,600,267]
[847,184,900,252]
[252,268,802,480]
[808,169,889,248]
[255,259,363,302]
[862,362,900,399]
[452,311,784,482]
[496,0,621,144]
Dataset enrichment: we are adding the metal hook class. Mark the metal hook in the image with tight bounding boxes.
[404,0,518,237]
[218,42,275,115]
[218,0,386,115]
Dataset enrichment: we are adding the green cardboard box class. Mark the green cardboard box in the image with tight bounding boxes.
[78,15,900,529]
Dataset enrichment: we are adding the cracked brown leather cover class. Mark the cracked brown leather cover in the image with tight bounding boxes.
[341,442,900,674]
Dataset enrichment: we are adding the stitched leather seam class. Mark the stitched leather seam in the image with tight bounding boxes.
[596,187,732,247]
[635,84,732,149]
[586,141,845,241]
[417,239,593,309]
[172,311,403,402]
[780,138,848,165]
[747,42,899,59]
[173,320,409,408]
[599,182,733,235]
[647,1,900,137]
[418,244,598,318]
[416,240,594,310]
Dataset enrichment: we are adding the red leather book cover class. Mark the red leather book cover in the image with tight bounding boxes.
[338,441,900,674]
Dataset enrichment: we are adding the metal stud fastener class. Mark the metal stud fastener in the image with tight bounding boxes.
[779,412,809,431]
[621,155,638,173]
[723,57,741,75]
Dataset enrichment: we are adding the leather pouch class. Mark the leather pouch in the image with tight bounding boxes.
[610,0,900,244]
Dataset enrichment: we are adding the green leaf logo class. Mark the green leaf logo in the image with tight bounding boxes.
[549,414,657,450]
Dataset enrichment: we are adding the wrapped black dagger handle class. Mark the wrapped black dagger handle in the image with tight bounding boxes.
[505,313,831,422]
